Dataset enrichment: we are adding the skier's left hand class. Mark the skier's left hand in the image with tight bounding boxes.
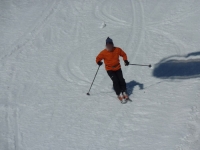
[124,60,129,66]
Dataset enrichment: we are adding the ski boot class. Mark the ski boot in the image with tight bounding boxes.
[118,94,127,104]
[122,92,132,102]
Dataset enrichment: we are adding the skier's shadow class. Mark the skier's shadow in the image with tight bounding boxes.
[126,80,144,96]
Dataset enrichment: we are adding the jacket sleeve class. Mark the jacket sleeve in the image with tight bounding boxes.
[119,48,128,60]
[96,51,104,64]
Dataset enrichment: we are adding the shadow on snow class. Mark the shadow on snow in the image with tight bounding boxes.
[153,51,200,79]
[126,80,143,95]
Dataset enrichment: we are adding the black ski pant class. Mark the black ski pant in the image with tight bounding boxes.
[107,68,127,95]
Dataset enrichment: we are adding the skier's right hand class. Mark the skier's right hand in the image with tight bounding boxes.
[97,61,103,66]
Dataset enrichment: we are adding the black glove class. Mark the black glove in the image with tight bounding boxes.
[124,60,129,66]
[97,61,103,66]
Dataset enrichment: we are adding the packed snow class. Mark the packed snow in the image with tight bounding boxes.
[1,0,200,150]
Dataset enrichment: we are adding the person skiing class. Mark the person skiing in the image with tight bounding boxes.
[96,37,130,104]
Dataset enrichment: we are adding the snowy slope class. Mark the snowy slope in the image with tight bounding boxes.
[1,0,200,150]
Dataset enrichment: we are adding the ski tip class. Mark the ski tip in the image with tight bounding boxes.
[128,99,132,102]
[121,101,127,104]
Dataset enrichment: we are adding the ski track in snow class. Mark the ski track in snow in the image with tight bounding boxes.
[177,105,200,150]
[94,0,130,27]
[0,0,61,65]
[1,0,62,149]
[57,0,95,84]
[147,27,185,55]
[126,0,144,72]
[1,0,200,150]
[147,1,200,27]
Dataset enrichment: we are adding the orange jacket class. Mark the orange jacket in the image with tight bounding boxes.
[96,47,128,71]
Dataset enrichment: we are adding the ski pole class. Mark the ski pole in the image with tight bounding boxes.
[87,65,101,95]
[129,64,152,68]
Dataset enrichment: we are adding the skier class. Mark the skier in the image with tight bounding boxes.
[96,37,130,104]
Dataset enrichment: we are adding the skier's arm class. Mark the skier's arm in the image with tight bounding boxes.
[119,48,129,66]
[96,51,104,64]
[119,48,128,61]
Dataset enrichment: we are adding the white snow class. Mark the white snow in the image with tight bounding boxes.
[1,0,200,150]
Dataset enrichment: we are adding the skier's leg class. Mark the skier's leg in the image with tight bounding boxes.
[116,69,127,93]
[107,70,121,95]
[115,69,130,100]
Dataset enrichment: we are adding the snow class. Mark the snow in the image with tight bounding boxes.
[1,0,200,149]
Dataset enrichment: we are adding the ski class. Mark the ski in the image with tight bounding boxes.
[126,98,132,102]
[121,99,128,104]
[121,98,132,104]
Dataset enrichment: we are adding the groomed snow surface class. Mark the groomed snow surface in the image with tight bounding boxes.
[1,0,200,150]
